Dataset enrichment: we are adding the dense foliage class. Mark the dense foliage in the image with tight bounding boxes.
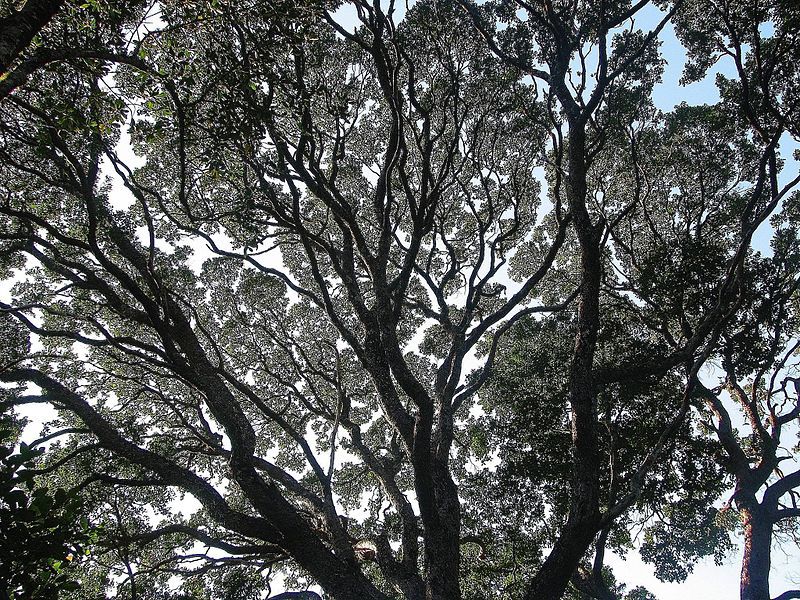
[0,1,799,599]
[0,320,96,600]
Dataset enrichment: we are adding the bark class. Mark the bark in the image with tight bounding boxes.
[740,504,773,600]
[25,372,387,600]
[525,117,603,600]
[0,0,64,74]
[421,460,461,600]
[163,307,391,600]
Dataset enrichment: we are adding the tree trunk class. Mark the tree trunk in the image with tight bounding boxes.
[526,519,599,599]
[419,459,461,600]
[740,505,772,600]
[525,115,603,600]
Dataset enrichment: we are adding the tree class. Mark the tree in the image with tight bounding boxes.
[0,0,798,599]
[691,196,800,600]
[0,0,149,100]
[457,0,800,597]
[0,0,65,75]
[475,311,734,598]
[0,317,97,600]
[0,419,98,600]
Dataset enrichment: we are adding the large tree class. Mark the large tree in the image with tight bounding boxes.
[0,0,798,599]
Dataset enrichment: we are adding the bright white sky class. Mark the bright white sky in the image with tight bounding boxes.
[4,2,799,598]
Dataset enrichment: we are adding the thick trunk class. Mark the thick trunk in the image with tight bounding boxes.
[418,459,461,600]
[423,526,461,600]
[740,505,772,600]
[258,501,392,600]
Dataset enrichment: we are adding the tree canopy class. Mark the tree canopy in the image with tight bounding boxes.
[0,0,799,599]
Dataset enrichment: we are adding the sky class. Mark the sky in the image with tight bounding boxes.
[4,2,799,598]
[259,4,800,597]
[602,8,800,600]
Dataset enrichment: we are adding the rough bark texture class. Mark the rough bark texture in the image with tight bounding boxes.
[740,505,772,600]
[422,461,461,600]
